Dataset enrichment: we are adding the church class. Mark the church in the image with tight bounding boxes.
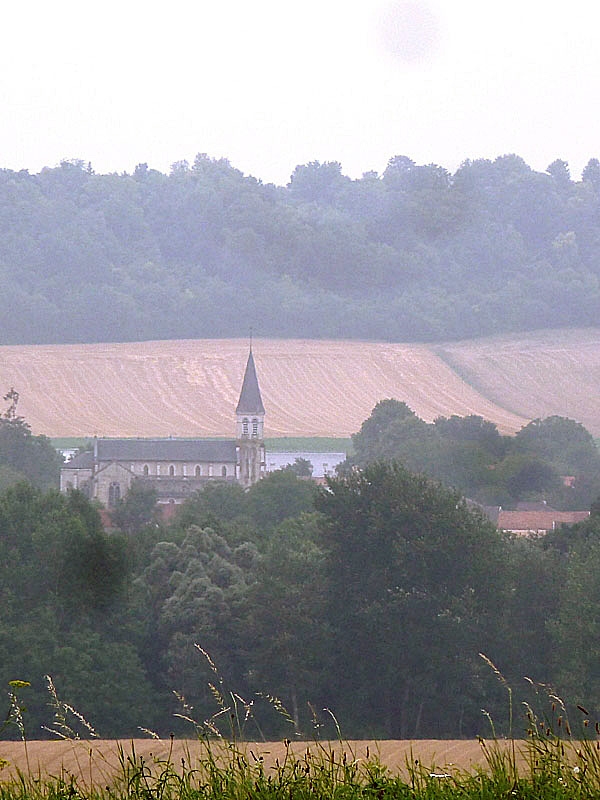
[60,349,266,507]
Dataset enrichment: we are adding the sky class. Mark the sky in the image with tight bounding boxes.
[1,0,599,185]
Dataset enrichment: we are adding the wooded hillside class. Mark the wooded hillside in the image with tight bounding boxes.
[1,154,599,345]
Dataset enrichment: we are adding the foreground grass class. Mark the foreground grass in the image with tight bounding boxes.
[1,733,600,800]
[2,659,599,798]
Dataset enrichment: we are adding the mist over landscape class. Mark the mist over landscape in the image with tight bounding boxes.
[1,153,598,346]
[1,138,600,748]
[6,1,600,793]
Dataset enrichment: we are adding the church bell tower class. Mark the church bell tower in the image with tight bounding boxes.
[236,347,265,488]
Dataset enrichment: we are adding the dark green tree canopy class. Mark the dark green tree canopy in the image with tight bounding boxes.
[315,461,507,737]
[282,457,313,477]
[514,415,600,475]
[110,481,158,534]
[3,431,600,741]
[351,400,600,509]
[2,153,600,344]
[245,469,317,532]
[0,389,62,489]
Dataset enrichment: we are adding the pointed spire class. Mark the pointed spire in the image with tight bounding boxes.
[236,348,265,414]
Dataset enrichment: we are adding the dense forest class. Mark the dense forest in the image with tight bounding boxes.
[2,465,599,741]
[3,399,600,741]
[1,154,600,344]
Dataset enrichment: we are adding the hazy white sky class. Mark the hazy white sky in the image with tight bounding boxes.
[1,0,599,184]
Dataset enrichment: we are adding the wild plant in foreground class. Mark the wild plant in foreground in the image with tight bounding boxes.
[478,653,519,788]
[172,644,298,744]
[477,654,600,798]
[8,651,600,798]
[99,735,400,800]
[1,681,31,775]
[519,682,600,796]
[42,676,98,741]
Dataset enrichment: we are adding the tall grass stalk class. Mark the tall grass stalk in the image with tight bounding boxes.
[5,656,600,798]
[3,681,31,777]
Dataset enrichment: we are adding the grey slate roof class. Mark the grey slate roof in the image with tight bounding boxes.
[96,438,238,463]
[236,350,265,414]
[62,451,94,469]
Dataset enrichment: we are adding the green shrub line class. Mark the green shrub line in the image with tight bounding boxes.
[264,437,353,454]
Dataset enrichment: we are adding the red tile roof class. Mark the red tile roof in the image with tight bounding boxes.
[498,509,589,534]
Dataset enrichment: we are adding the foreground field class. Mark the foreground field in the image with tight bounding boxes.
[1,328,599,438]
[0,738,523,784]
[1,735,594,800]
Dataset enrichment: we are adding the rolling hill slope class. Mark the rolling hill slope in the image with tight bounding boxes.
[436,327,600,436]
[0,329,597,438]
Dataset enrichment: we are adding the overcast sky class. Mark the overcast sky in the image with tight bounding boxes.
[1,0,598,185]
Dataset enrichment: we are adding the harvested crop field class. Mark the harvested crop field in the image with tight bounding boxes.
[0,338,527,438]
[0,328,598,438]
[437,327,600,436]
[0,739,525,783]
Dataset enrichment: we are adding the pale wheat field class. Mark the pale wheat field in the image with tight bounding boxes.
[0,738,523,784]
[0,329,598,439]
[437,327,600,436]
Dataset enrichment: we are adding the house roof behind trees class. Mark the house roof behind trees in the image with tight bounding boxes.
[468,499,590,534]
[62,451,94,469]
[497,508,590,534]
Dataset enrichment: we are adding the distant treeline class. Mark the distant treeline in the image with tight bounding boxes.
[2,153,600,344]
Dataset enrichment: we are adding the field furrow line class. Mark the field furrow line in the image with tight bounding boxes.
[3,332,597,438]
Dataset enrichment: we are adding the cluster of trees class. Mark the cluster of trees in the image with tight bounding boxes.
[2,153,600,344]
[0,483,144,733]
[2,395,600,739]
[1,457,600,740]
[350,400,600,509]
[0,390,63,491]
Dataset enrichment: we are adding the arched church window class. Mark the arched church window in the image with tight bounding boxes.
[222,466,227,477]
[169,464,175,477]
[242,418,249,437]
[252,418,258,437]
[108,482,121,508]
[143,464,149,476]
[195,465,202,477]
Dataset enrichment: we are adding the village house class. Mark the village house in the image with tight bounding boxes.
[497,503,589,536]
[60,348,266,507]
[472,500,590,536]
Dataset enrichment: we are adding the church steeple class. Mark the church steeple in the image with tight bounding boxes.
[236,348,265,416]
[236,347,266,487]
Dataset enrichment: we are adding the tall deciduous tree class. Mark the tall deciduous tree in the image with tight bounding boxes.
[0,389,63,489]
[315,462,507,738]
[550,516,600,715]
[244,514,327,734]
[0,484,138,736]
